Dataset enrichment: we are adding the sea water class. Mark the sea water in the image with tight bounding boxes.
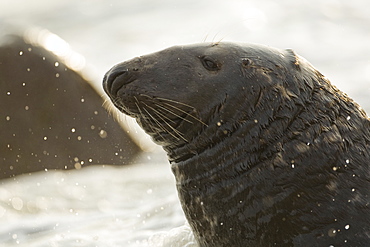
[0,153,196,247]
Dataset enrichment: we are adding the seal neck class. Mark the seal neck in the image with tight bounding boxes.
[170,107,295,182]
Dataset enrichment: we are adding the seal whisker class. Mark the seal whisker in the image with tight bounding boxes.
[154,103,193,124]
[160,102,208,127]
[135,96,179,140]
[141,103,178,125]
[151,110,188,142]
[102,98,116,116]
[152,96,195,109]
[103,98,128,123]
[140,94,208,126]
[134,98,164,140]
[142,106,184,141]
[142,103,188,142]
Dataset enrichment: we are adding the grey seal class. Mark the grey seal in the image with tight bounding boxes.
[103,42,370,246]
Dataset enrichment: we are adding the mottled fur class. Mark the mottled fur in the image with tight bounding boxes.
[103,42,370,246]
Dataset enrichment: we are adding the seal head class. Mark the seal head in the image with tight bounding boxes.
[103,42,370,246]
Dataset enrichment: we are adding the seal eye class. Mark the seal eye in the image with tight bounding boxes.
[200,56,220,71]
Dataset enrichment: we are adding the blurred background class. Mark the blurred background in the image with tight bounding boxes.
[2,0,370,105]
[0,0,369,246]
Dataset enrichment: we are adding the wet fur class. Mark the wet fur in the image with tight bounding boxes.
[103,42,370,246]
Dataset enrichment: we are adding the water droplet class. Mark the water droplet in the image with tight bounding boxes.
[55,73,60,78]
[77,136,82,141]
[43,136,48,141]
[88,158,93,163]
[5,116,10,121]
[19,51,23,56]
[344,224,350,230]
[345,159,350,164]
[346,116,351,121]
[54,61,59,67]
[146,189,153,194]
[99,130,107,138]
[25,106,29,110]
[332,166,338,171]
[94,111,98,115]
[351,188,355,192]
[11,197,23,210]
[6,91,11,95]
[254,119,258,123]
[22,82,26,86]
[217,122,221,126]
[328,228,336,237]
[27,68,31,72]
[81,98,85,103]
[71,128,76,133]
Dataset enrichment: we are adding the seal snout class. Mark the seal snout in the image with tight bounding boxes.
[103,65,131,97]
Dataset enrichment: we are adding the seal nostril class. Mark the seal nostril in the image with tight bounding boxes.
[103,67,128,96]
